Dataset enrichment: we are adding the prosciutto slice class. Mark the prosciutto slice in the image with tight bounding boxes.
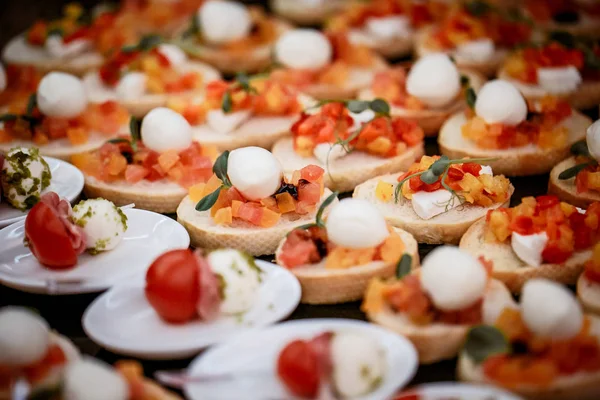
[194,250,222,321]
[39,192,86,254]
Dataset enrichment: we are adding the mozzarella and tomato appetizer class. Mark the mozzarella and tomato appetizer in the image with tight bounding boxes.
[25,192,127,268]
[0,72,129,152]
[1,147,51,210]
[189,146,325,227]
[525,0,600,35]
[145,248,262,323]
[278,198,405,270]
[461,278,600,390]
[277,331,387,399]
[579,242,600,311]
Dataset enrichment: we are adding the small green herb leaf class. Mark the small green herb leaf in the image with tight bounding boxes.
[213,150,231,187]
[195,186,223,211]
[346,100,369,114]
[184,14,201,38]
[369,98,390,116]
[0,114,18,122]
[315,191,339,226]
[571,140,591,157]
[430,155,450,176]
[26,93,37,116]
[464,325,511,364]
[129,116,141,151]
[559,162,593,180]
[107,138,131,145]
[420,169,439,184]
[466,87,477,109]
[221,91,233,113]
[138,34,162,51]
[395,254,412,279]
[235,72,251,90]
[294,223,318,232]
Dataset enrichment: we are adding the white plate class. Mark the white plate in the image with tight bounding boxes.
[0,209,189,294]
[396,382,523,400]
[0,156,84,228]
[82,260,301,359]
[185,319,418,400]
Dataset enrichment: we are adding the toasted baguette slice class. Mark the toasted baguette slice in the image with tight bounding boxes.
[438,111,591,176]
[357,70,485,137]
[458,316,600,400]
[578,274,600,315]
[348,30,413,59]
[272,138,424,193]
[548,157,600,209]
[191,116,296,151]
[460,218,591,293]
[82,62,221,118]
[353,173,514,244]
[274,227,419,304]
[177,189,336,256]
[414,26,507,77]
[366,279,513,364]
[2,35,104,76]
[269,0,347,25]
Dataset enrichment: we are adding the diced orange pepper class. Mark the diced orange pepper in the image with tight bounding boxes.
[231,200,243,217]
[260,197,278,211]
[32,131,49,146]
[0,129,12,143]
[107,153,127,176]
[276,192,296,213]
[260,207,281,228]
[189,183,207,203]
[66,127,88,145]
[158,150,180,172]
[214,207,233,225]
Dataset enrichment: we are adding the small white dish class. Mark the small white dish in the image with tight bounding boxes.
[396,382,523,400]
[0,208,189,294]
[0,156,84,228]
[185,318,418,400]
[82,260,301,360]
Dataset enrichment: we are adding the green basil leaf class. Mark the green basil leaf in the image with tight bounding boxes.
[107,138,131,145]
[213,150,231,186]
[369,98,390,116]
[185,13,201,38]
[121,44,139,53]
[430,155,450,176]
[420,169,439,184]
[26,93,37,116]
[558,163,592,180]
[129,116,141,151]
[293,223,318,232]
[346,100,369,114]
[236,72,251,90]
[0,114,18,122]
[466,88,477,109]
[316,191,339,226]
[464,325,510,364]
[395,254,412,279]
[571,140,591,157]
[139,34,162,52]
[195,186,223,211]
[221,91,233,113]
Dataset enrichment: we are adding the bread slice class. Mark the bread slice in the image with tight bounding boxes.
[348,31,413,59]
[438,111,592,176]
[82,62,221,118]
[414,26,507,77]
[269,0,347,25]
[2,35,104,76]
[82,176,187,214]
[273,227,419,304]
[458,316,600,400]
[498,68,600,111]
[272,138,424,193]
[548,157,600,209]
[191,116,296,151]
[460,218,591,293]
[177,188,337,256]
[357,70,485,137]
[366,279,512,364]
[535,16,600,39]
[577,274,600,315]
[353,173,514,244]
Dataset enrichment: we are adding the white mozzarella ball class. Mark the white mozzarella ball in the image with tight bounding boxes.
[141,107,192,152]
[587,119,600,162]
[1,147,51,211]
[420,246,487,311]
[37,72,88,118]
[475,80,527,126]
[331,332,386,397]
[157,44,188,68]
[71,199,127,253]
[63,359,129,400]
[537,66,582,94]
[207,249,261,314]
[406,53,461,108]
[227,147,283,201]
[0,307,50,366]
[325,198,389,249]
[365,15,411,39]
[115,72,147,100]
[0,63,6,92]
[275,29,333,70]
[198,0,252,45]
[521,279,584,340]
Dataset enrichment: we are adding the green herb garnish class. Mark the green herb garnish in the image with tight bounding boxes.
[195,151,233,211]
[395,254,412,279]
[464,325,511,364]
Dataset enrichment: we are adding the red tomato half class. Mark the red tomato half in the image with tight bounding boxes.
[145,249,200,323]
[25,202,78,269]
[277,340,320,399]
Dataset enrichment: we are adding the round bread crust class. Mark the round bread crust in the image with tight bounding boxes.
[352,173,514,245]
[458,316,600,400]
[269,0,347,25]
[272,138,424,193]
[460,218,591,293]
[274,227,419,304]
[548,157,600,209]
[578,274,600,315]
[438,111,591,176]
[367,279,511,364]
[177,189,337,256]
[535,14,600,39]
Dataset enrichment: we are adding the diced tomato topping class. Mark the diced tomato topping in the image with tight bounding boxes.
[279,228,322,268]
[300,165,325,183]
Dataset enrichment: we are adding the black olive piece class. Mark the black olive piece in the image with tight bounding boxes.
[511,340,529,355]
[120,150,133,164]
[553,11,580,24]
[314,238,328,258]
[274,181,299,199]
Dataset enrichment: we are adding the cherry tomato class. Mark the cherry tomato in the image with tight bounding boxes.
[145,249,200,323]
[25,202,78,269]
[277,340,320,399]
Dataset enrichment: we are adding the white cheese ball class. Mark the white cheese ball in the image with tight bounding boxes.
[275,29,333,70]
[198,0,252,45]
[207,249,261,314]
[1,147,51,211]
[115,72,147,100]
[406,53,461,108]
[37,72,88,118]
[227,147,283,201]
[141,107,192,153]
[331,332,386,397]
[587,119,600,162]
[63,358,129,400]
[71,199,127,253]
[0,307,50,366]
[0,63,6,92]
[157,44,188,68]
[521,279,584,340]
[475,80,527,126]
[325,198,389,249]
[420,246,488,311]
